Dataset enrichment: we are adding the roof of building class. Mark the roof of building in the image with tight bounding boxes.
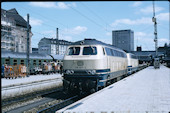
[50,54,64,60]
[1,51,64,60]
[1,51,52,59]
[112,29,133,32]
[38,37,72,45]
[130,51,164,56]
[1,8,31,28]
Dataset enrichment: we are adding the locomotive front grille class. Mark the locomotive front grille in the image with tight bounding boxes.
[77,61,84,66]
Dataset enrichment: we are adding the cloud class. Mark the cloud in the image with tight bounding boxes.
[111,17,152,27]
[139,5,164,14]
[29,2,76,9]
[134,31,155,50]
[158,38,169,44]
[64,26,87,35]
[134,32,147,38]
[132,2,142,7]
[24,16,43,26]
[134,31,169,50]
[156,13,169,21]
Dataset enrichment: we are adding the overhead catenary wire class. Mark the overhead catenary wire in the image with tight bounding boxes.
[11,4,101,40]
[14,3,67,28]
[68,4,107,32]
[80,2,111,31]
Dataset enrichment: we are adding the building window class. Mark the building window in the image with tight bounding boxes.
[5,59,10,65]
[39,60,41,65]
[13,59,17,65]
[21,59,24,65]
[33,60,36,66]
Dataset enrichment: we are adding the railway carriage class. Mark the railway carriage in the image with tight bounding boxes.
[1,51,64,77]
[63,39,128,93]
[127,53,139,75]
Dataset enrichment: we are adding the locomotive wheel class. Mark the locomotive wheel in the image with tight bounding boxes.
[90,88,96,93]
[106,76,111,86]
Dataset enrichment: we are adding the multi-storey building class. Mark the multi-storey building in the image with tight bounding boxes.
[112,29,134,52]
[1,8,33,53]
[38,37,72,55]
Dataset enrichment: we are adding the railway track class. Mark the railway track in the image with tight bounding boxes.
[2,88,84,113]
[2,87,63,113]
[2,66,148,113]
[37,95,79,113]
[2,86,87,113]
[2,87,62,106]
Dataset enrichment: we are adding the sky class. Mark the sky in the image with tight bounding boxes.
[1,1,169,51]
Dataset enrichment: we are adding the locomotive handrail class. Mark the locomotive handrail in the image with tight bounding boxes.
[2,77,62,91]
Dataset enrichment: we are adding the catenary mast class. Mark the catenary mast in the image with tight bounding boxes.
[152,1,158,57]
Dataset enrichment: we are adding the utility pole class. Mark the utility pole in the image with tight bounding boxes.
[169,1,170,45]
[26,14,30,76]
[152,1,158,57]
[56,28,59,55]
[152,1,160,69]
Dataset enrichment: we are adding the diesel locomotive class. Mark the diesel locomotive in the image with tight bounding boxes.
[63,39,130,93]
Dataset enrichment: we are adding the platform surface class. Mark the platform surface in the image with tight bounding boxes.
[1,74,62,99]
[57,65,170,112]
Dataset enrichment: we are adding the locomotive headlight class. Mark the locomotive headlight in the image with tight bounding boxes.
[87,70,96,75]
[66,70,71,74]
[66,70,74,74]
[91,70,96,75]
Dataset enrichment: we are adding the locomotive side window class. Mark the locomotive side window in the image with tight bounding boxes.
[112,50,117,56]
[83,46,97,55]
[105,47,112,56]
[67,47,80,55]
[123,53,127,58]
[103,47,105,55]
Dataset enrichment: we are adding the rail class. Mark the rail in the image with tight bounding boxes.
[2,87,63,107]
[37,95,78,113]
[2,78,62,91]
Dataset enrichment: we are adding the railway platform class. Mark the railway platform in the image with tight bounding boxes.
[57,65,170,112]
[1,74,62,99]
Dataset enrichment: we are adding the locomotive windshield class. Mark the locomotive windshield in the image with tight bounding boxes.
[67,47,80,55]
[83,46,97,55]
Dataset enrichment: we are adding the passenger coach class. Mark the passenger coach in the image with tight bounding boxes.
[127,53,139,75]
[63,39,127,93]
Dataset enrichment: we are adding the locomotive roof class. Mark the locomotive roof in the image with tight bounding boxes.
[70,38,125,52]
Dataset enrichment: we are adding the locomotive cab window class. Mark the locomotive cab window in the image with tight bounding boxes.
[83,46,97,55]
[67,47,80,55]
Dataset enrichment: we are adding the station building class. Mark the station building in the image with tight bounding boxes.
[38,37,72,55]
[1,8,33,53]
